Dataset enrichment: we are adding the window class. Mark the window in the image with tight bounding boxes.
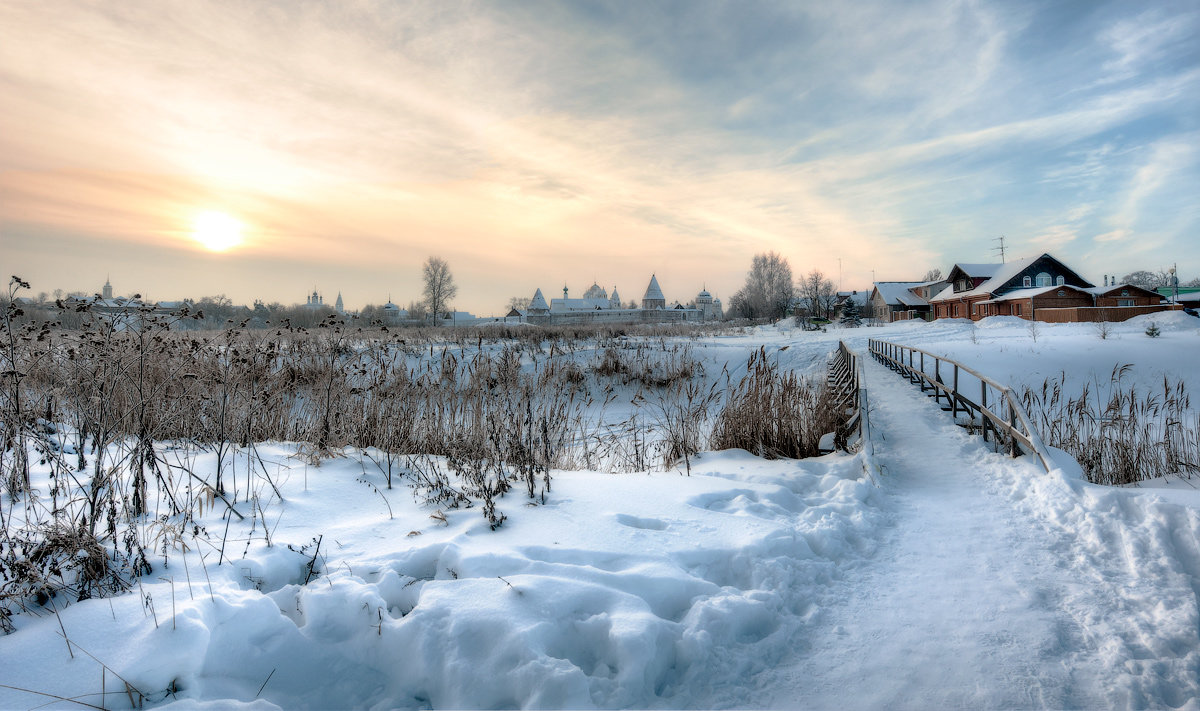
[1121,290,1129,297]
[1057,290,1065,297]
[1056,276,1065,286]
[1023,276,1032,287]
[1118,299,1134,307]
[1014,303,1022,316]
[953,304,960,317]
[1036,272,1052,287]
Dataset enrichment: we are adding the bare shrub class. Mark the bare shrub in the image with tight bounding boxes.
[711,347,844,459]
[1023,365,1200,485]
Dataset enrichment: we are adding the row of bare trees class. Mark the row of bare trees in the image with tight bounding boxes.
[725,252,875,322]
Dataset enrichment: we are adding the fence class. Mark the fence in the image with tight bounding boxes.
[867,339,1053,472]
[828,342,880,481]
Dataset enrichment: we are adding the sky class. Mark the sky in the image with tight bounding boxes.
[2,0,1197,314]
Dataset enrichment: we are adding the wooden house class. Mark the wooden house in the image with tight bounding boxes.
[930,253,1176,322]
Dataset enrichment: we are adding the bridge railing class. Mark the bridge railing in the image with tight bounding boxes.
[867,339,1054,473]
[829,341,881,481]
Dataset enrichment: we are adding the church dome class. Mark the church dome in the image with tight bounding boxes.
[582,282,608,300]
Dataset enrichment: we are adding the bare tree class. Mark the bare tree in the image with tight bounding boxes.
[922,268,943,282]
[507,296,531,312]
[728,252,794,320]
[423,256,457,322]
[797,270,837,320]
[406,300,428,321]
[1120,270,1171,289]
[859,297,877,325]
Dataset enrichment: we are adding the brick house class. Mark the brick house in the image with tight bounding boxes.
[930,253,1176,322]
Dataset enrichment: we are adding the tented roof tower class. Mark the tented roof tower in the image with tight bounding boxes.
[642,274,666,310]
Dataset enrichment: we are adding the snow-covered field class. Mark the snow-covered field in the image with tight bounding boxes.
[3,314,1200,709]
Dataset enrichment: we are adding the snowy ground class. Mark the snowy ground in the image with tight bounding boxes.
[2,315,1199,709]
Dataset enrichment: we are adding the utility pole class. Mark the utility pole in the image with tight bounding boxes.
[992,235,1007,263]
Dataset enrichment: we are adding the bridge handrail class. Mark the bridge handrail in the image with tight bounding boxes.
[867,338,1054,473]
[831,341,880,482]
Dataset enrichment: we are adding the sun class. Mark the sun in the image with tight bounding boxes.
[192,211,244,252]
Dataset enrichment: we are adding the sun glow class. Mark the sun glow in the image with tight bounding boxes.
[192,211,244,252]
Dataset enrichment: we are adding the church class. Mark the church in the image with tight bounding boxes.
[525,275,722,325]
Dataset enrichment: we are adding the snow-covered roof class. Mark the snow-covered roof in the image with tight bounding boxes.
[932,256,1043,302]
[980,285,1087,303]
[930,284,955,301]
[872,282,928,307]
[837,290,870,306]
[1083,283,1161,297]
[643,274,664,301]
[951,263,1003,279]
[529,288,549,311]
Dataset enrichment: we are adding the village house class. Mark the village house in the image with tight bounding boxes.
[929,253,1177,322]
[869,277,947,322]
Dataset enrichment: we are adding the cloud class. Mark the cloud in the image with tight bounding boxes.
[1,0,1197,308]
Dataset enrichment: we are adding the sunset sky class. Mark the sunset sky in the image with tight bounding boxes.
[2,1,1197,314]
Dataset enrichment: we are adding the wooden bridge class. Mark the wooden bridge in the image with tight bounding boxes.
[827,340,1054,474]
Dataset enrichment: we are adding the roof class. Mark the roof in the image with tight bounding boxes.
[873,282,928,307]
[529,288,549,311]
[837,290,870,306]
[932,256,1040,302]
[981,284,1089,303]
[951,263,1003,279]
[643,274,664,301]
[933,254,1096,302]
[1084,283,1162,298]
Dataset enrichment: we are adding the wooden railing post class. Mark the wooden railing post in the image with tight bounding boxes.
[934,358,941,406]
[952,364,959,419]
[981,382,989,442]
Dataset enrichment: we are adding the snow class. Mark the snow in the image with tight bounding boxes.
[4,314,1200,709]
[871,282,928,307]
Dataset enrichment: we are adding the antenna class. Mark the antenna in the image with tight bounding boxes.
[992,235,1007,263]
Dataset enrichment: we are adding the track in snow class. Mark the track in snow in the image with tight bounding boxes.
[752,351,1189,709]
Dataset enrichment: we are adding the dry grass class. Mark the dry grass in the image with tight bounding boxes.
[1022,365,1200,485]
[0,282,838,626]
[711,347,845,459]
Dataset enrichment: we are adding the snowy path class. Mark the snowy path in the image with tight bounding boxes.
[755,351,1200,710]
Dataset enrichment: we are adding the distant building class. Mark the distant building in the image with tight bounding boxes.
[381,299,408,323]
[524,275,722,325]
[642,274,666,311]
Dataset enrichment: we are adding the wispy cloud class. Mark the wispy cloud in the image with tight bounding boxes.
[1,0,1197,309]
